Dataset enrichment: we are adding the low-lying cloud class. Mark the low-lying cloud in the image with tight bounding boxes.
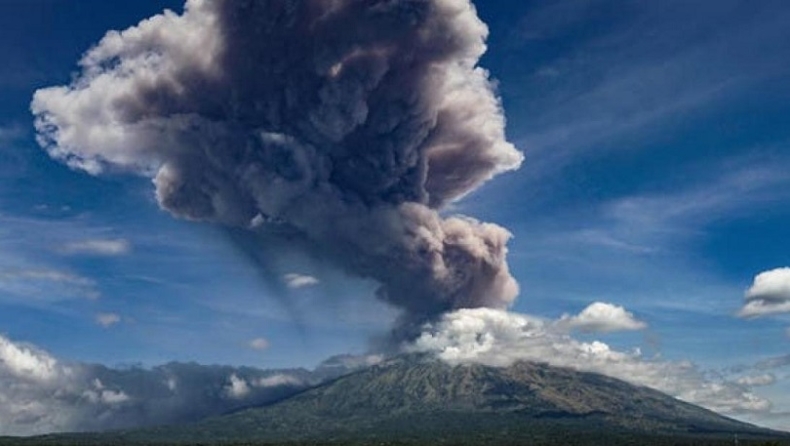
[0,334,376,436]
[407,308,770,415]
[0,308,781,436]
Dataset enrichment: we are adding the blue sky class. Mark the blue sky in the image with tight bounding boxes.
[1,0,790,433]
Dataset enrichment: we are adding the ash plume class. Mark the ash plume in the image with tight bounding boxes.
[31,0,523,329]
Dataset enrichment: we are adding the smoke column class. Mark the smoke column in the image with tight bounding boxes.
[31,0,523,332]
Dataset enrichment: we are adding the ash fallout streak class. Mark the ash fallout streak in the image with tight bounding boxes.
[32,0,523,334]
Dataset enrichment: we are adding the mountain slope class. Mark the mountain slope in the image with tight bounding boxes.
[105,356,776,440]
[12,355,787,445]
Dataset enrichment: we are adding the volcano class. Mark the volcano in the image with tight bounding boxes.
[14,354,786,446]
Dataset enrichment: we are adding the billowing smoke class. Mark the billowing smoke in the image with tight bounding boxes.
[31,0,523,329]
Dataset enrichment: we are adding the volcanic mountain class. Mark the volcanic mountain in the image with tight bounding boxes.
[9,355,787,445]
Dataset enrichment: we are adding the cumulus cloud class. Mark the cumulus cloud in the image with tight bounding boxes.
[407,308,770,415]
[558,302,647,333]
[0,336,60,382]
[0,334,374,436]
[60,239,131,256]
[283,273,319,290]
[95,313,121,328]
[248,338,270,351]
[31,0,523,333]
[738,267,790,317]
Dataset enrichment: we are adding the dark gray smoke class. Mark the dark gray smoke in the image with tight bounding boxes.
[31,0,523,327]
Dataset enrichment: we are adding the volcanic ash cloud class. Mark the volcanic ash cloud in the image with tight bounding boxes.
[31,0,523,325]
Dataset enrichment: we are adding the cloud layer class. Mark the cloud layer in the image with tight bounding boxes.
[408,308,770,415]
[0,334,376,436]
[0,307,779,435]
[31,0,523,332]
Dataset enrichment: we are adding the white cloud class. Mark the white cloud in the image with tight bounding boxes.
[558,302,647,333]
[317,354,384,371]
[283,273,320,289]
[254,374,302,388]
[248,338,270,351]
[0,334,370,436]
[407,308,770,415]
[0,336,80,435]
[739,268,790,317]
[224,374,250,399]
[0,269,94,287]
[737,374,776,387]
[60,239,131,256]
[0,336,60,382]
[82,379,130,405]
[95,313,121,328]
[0,268,99,301]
